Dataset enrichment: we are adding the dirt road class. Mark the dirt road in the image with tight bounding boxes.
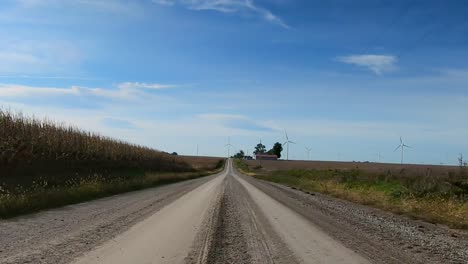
[1,159,467,263]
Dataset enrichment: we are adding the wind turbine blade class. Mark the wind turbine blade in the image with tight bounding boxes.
[290,141,296,144]
[283,141,288,146]
[284,129,288,140]
[400,136,403,144]
[394,145,401,152]
[403,144,411,148]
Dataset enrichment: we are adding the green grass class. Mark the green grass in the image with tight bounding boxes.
[235,160,468,229]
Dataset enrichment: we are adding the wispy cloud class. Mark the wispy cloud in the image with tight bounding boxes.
[0,74,98,80]
[0,84,80,97]
[0,82,179,100]
[117,82,178,90]
[152,0,289,29]
[101,117,137,129]
[198,113,277,132]
[0,39,82,75]
[337,54,397,75]
[15,0,137,13]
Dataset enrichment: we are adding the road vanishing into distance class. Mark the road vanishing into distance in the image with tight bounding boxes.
[1,160,467,264]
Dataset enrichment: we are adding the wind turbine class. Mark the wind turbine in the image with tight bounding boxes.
[283,130,296,160]
[305,146,312,161]
[376,152,383,163]
[394,136,411,165]
[225,137,234,158]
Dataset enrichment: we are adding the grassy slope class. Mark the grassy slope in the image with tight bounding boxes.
[235,160,468,229]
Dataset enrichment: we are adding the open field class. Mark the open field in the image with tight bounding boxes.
[244,159,460,174]
[239,159,468,229]
[0,110,225,217]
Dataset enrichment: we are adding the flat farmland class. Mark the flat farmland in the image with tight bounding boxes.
[244,160,460,177]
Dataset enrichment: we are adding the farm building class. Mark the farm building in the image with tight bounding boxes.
[255,154,278,160]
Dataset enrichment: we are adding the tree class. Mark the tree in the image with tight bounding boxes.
[459,153,464,167]
[171,152,178,155]
[233,150,245,159]
[268,142,283,158]
[254,143,266,155]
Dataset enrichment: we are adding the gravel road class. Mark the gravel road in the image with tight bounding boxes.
[1,159,467,263]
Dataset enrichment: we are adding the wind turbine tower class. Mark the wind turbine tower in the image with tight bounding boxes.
[283,130,296,161]
[394,137,411,165]
[225,137,234,158]
[377,152,383,163]
[305,147,312,161]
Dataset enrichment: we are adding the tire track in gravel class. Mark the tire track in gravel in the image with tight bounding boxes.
[197,172,299,264]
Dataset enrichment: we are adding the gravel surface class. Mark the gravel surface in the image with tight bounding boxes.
[240,171,468,264]
[1,159,467,264]
[203,174,298,264]
[0,174,218,264]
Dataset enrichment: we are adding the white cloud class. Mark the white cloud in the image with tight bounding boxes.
[337,54,397,75]
[15,0,136,13]
[117,82,178,90]
[0,82,179,100]
[0,84,80,97]
[153,0,289,29]
[197,113,246,120]
[198,113,278,132]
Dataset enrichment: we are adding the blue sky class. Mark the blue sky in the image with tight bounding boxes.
[0,0,467,164]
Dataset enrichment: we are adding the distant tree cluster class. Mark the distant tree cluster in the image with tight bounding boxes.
[268,142,283,158]
[253,142,283,158]
[233,150,245,159]
[232,142,283,159]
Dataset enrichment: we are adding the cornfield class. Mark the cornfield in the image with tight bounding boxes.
[0,109,193,183]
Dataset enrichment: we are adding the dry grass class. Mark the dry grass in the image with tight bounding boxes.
[237,159,468,229]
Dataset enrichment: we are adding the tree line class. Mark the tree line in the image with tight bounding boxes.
[232,142,283,159]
